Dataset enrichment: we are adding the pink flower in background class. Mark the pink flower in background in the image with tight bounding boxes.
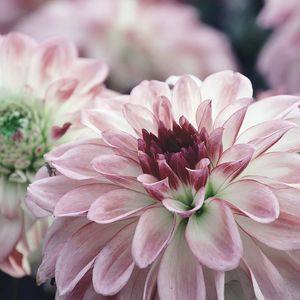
[27,71,300,299]
[16,0,237,91]
[0,0,48,33]
[0,32,109,277]
[257,0,300,93]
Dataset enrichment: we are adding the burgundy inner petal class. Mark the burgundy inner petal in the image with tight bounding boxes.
[138,119,210,189]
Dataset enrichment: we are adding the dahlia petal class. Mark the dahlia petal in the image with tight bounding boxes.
[123,103,158,136]
[130,80,171,109]
[209,144,254,192]
[172,75,201,124]
[93,222,136,295]
[162,187,205,218]
[237,120,296,157]
[54,183,118,217]
[269,127,300,153]
[143,259,160,300]
[153,96,173,130]
[37,218,89,284]
[157,159,180,189]
[241,95,300,131]
[27,175,83,215]
[52,144,112,180]
[88,189,155,224]
[236,187,300,250]
[201,71,253,119]
[241,152,300,184]
[186,200,242,271]
[187,159,210,190]
[158,222,205,300]
[203,267,224,300]
[222,106,248,149]
[68,58,108,93]
[196,100,213,134]
[218,179,279,223]
[102,129,138,160]
[81,107,135,136]
[117,267,150,300]
[56,221,128,295]
[0,214,23,261]
[132,207,175,268]
[137,175,170,201]
[92,154,142,178]
[0,249,30,278]
[206,128,224,166]
[0,33,37,90]
[240,231,289,299]
[28,39,77,95]
[214,97,253,128]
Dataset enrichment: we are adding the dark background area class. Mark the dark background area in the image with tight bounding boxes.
[0,0,268,299]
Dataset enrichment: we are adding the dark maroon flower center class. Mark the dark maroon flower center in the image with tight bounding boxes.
[138,117,209,188]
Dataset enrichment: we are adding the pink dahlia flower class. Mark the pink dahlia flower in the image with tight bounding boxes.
[16,0,237,92]
[27,71,300,299]
[257,0,300,93]
[0,32,109,277]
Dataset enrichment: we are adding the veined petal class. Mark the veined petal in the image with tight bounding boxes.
[132,207,175,268]
[236,187,300,250]
[93,222,136,295]
[172,75,201,124]
[200,71,253,119]
[196,100,213,133]
[88,189,155,224]
[153,96,173,130]
[158,222,206,300]
[218,179,279,223]
[241,152,300,184]
[186,200,242,271]
[54,183,118,217]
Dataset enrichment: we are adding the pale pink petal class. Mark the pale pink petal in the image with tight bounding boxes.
[56,221,128,295]
[54,183,118,217]
[186,199,242,271]
[241,152,300,184]
[37,218,89,284]
[0,33,37,90]
[221,105,248,150]
[203,267,224,300]
[153,96,173,130]
[209,144,254,192]
[52,144,112,180]
[27,176,84,214]
[143,259,160,300]
[236,187,300,250]
[218,179,279,223]
[200,71,253,119]
[137,175,170,201]
[241,95,300,131]
[158,222,205,300]
[172,75,202,124]
[93,222,137,295]
[206,128,224,166]
[240,231,289,299]
[196,100,213,133]
[123,103,158,136]
[130,80,171,109]
[88,189,155,224]
[237,119,296,157]
[132,207,175,268]
[0,214,23,261]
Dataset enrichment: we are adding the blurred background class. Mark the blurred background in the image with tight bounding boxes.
[0,0,270,300]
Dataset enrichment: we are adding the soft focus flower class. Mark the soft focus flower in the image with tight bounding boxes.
[26,70,300,299]
[257,0,300,93]
[16,0,237,92]
[0,0,48,33]
[0,32,109,277]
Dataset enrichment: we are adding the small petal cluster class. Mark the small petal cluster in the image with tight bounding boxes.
[27,71,300,299]
[0,32,109,277]
[16,0,237,91]
[257,0,300,93]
